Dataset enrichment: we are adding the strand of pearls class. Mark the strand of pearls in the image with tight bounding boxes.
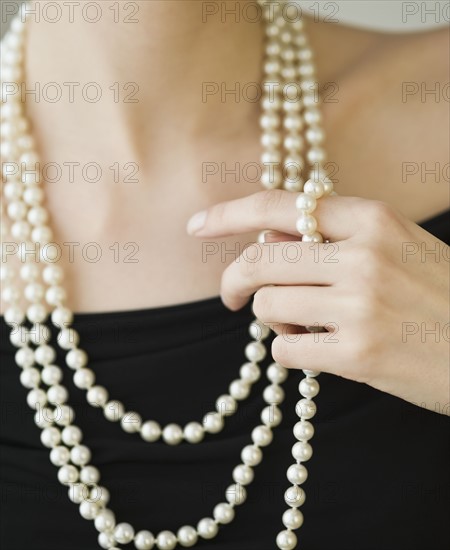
[0,1,335,548]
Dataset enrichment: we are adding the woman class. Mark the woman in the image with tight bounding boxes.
[1,1,449,549]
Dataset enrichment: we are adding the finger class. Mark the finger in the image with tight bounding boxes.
[253,286,344,327]
[221,241,344,310]
[262,230,299,243]
[187,191,365,241]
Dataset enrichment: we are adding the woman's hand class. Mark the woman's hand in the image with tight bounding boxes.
[187,190,450,415]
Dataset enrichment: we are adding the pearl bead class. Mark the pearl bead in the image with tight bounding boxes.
[260,112,280,130]
[121,411,142,433]
[287,463,308,485]
[31,225,53,244]
[284,485,306,507]
[229,379,250,400]
[4,306,25,325]
[261,150,282,165]
[141,420,162,441]
[61,425,83,446]
[303,178,325,198]
[183,422,204,444]
[261,404,282,427]
[296,213,317,236]
[34,406,54,429]
[27,388,47,409]
[80,465,100,484]
[10,326,30,348]
[47,384,68,405]
[292,441,313,462]
[34,344,56,365]
[251,425,273,447]
[299,377,320,398]
[54,404,75,426]
[98,532,115,549]
[276,529,297,550]
[94,508,116,532]
[20,367,40,388]
[241,444,263,466]
[306,126,324,145]
[15,346,34,368]
[284,134,303,151]
[263,384,285,404]
[213,502,235,524]
[45,285,67,306]
[51,306,73,327]
[249,319,270,341]
[24,282,44,302]
[134,530,155,549]
[203,412,224,434]
[266,362,288,383]
[215,394,237,416]
[68,483,88,503]
[282,508,304,529]
[87,385,109,407]
[7,200,27,220]
[41,365,62,385]
[303,108,321,125]
[293,420,315,441]
[197,518,218,540]
[162,423,183,445]
[232,464,254,485]
[156,530,177,550]
[239,362,261,383]
[66,348,88,369]
[261,131,281,148]
[43,264,64,285]
[301,232,323,243]
[283,114,303,132]
[90,485,110,506]
[27,206,47,225]
[322,176,334,195]
[225,483,247,506]
[70,445,91,466]
[58,464,79,485]
[26,303,47,324]
[74,368,96,389]
[50,446,70,466]
[261,167,282,189]
[177,525,197,548]
[295,399,317,419]
[79,500,99,520]
[40,426,61,448]
[4,181,23,201]
[296,192,317,214]
[245,341,266,362]
[58,328,79,350]
[11,220,30,240]
[23,185,44,206]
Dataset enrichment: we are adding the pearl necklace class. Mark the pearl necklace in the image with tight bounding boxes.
[0,1,334,548]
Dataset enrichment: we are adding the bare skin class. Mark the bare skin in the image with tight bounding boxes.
[5,0,449,313]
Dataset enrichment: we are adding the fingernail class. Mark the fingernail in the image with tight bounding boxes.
[187,210,207,235]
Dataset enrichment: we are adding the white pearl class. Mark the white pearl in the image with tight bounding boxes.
[4,181,23,201]
[41,365,62,386]
[203,412,224,434]
[156,530,177,550]
[295,192,317,214]
[261,150,282,165]
[11,220,31,240]
[306,126,324,145]
[134,529,155,549]
[301,232,324,243]
[121,411,142,433]
[34,344,56,365]
[58,328,79,350]
[284,485,306,507]
[293,420,315,441]
[31,225,53,244]
[26,303,47,324]
[261,131,281,148]
[197,518,218,540]
[74,368,96,389]
[215,394,237,416]
[229,379,250,400]
[241,444,263,466]
[40,426,61,448]
[225,483,247,505]
[57,464,79,485]
[251,425,273,447]
[98,531,115,549]
[70,445,91,466]
[43,264,64,285]
[303,179,325,199]
[239,362,261,383]
[287,463,308,485]
[213,502,235,524]
[162,423,183,445]
[68,483,89,504]
[138,420,162,442]
[27,388,47,410]
[20,367,40,388]
[260,112,280,130]
[50,446,70,466]
[51,307,73,328]
[303,108,321,125]
[79,500,99,520]
[261,167,282,189]
[10,326,30,348]
[322,176,334,195]
[87,385,108,407]
[61,425,83,446]
[263,384,285,404]
[266,362,288,384]
[7,200,27,220]
[249,319,270,341]
[24,282,44,302]
[292,441,313,462]
[245,341,266,362]
[23,185,44,206]
[307,147,326,164]
[94,508,116,532]
[28,323,51,346]
[45,285,67,306]
[90,485,110,507]
[183,422,204,444]
[54,404,75,426]
[15,347,35,368]
[34,406,54,429]
[27,206,48,225]
[66,348,88,369]
[4,306,25,325]
[47,384,68,405]
[295,399,317,419]
[103,400,125,422]
[261,404,282,427]
[283,114,303,132]
[276,529,297,550]
[80,465,100,484]
[177,525,197,547]
[299,377,320,398]
[296,213,317,236]
[282,508,304,529]
[284,134,303,152]
[232,464,254,485]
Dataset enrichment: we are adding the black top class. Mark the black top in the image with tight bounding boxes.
[1,210,449,550]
